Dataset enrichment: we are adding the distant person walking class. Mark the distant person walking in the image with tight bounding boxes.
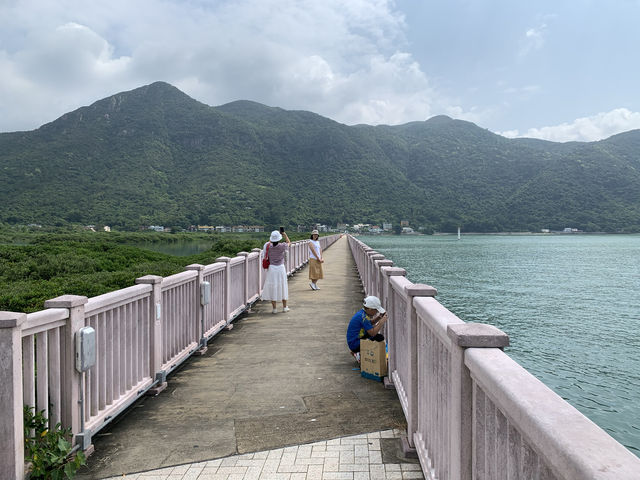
[308,229,324,290]
[262,229,291,313]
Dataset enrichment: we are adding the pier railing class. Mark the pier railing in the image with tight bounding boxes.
[0,234,340,479]
[348,235,640,480]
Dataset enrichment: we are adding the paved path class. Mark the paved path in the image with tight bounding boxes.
[102,430,422,480]
[77,237,413,479]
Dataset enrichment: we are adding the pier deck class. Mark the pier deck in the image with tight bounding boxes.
[76,237,413,479]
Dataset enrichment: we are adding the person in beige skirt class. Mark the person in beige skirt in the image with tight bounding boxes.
[308,229,324,290]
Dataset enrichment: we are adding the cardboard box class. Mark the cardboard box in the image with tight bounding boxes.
[360,339,387,381]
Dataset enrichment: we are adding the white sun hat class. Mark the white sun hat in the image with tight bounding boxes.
[363,295,385,314]
[270,230,282,242]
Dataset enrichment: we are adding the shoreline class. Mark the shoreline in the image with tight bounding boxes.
[357,231,637,236]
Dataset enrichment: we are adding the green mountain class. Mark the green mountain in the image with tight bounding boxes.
[1,81,639,232]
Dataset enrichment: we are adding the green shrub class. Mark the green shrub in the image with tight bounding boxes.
[23,406,86,479]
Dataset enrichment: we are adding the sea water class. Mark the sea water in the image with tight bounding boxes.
[360,234,640,456]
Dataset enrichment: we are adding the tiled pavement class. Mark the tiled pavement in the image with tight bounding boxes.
[102,430,424,480]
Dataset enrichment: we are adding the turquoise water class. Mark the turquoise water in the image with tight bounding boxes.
[360,234,640,456]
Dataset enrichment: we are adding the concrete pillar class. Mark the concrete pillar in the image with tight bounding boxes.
[43,295,88,441]
[369,254,385,297]
[404,284,438,451]
[364,250,380,295]
[374,259,394,301]
[237,252,250,306]
[0,311,26,480]
[447,323,509,480]
[216,257,232,324]
[375,261,394,350]
[135,274,167,394]
[381,267,407,390]
[185,264,206,355]
[361,246,373,285]
[250,248,262,306]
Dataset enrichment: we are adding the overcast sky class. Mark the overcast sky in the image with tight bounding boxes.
[1,0,639,142]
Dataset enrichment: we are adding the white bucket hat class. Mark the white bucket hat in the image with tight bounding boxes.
[311,229,319,235]
[363,295,385,314]
[270,230,282,242]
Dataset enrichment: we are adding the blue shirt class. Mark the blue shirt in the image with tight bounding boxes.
[346,309,373,351]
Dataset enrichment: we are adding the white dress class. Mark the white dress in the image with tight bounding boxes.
[261,264,288,301]
[261,243,289,301]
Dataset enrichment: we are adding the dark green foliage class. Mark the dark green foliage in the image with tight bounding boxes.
[23,406,86,479]
[0,229,306,312]
[1,81,639,232]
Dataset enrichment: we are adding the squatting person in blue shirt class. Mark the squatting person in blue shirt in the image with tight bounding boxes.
[346,295,388,363]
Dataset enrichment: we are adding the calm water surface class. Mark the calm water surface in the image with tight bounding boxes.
[360,234,640,456]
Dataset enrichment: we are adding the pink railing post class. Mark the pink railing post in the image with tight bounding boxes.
[251,248,262,306]
[43,295,88,442]
[402,284,438,454]
[0,311,27,480]
[135,275,168,395]
[286,243,293,274]
[447,323,509,480]
[216,257,231,323]
[184,264,207,355]
[374,259,393,301]
[368,254,385,296]
[365,250,380,294]
[361,246,373,286]
[381,266,407,390]
[237,252,250,306]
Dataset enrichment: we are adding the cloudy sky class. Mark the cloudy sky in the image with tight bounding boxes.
[1,0,639,142]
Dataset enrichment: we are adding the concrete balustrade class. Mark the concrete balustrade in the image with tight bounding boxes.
[0,312,27,480]
[347,234,640,480]
[0,234,341,478]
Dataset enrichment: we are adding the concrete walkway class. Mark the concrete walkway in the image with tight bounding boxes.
[77,237,412,479]
[101,430,422,480]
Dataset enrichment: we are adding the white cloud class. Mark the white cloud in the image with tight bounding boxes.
[504,84,541,96]
[518,23,547,59]
[498,108,640,142]
[0,0,473,131]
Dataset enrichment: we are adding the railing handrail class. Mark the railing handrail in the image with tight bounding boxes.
[347,234,640,480]
[467,347,640,479]
[22,308,69,337]
[1,233,342,479]
[85,283,152,315]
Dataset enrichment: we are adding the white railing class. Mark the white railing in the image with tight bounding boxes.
[348,234,640,480]
[0,234,340,479]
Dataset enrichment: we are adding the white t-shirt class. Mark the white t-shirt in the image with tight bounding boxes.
[308,239,322,260]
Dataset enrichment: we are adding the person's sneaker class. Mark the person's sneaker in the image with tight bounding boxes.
[351,351,361,363]
[283,307,290,312]
[272,308,277,314]
[314,284,320,290]
[309,282,316,290]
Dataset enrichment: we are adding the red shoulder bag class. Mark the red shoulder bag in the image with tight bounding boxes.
[262,243,270,269]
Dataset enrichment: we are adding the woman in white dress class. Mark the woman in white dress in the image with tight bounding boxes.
[262,229,291,313]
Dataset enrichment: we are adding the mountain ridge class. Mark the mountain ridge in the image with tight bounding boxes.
[1,81,639,232]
